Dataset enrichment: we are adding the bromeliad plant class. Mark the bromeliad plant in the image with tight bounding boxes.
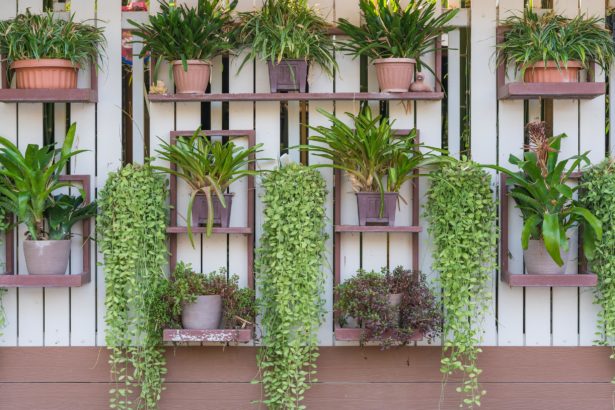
[488,121,602,268]
[46,194,97,240]
[155,129,262,242]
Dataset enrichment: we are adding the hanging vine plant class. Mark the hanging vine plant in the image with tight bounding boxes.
[581,159,615,372]
[424,159,497,408]
[98,163,169,410]
[255,163,327,409]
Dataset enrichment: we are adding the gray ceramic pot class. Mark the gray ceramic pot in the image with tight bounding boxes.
[524,239,570,275]
[182,295,222,329]
[23,240,71,275]
[356,192,399,226]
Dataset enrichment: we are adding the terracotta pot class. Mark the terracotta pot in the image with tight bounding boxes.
[356,192,398,226]
[374,58,416,92]
[523,61,582,83]
[11,59,78,89]
[192,193,234,228]
[182,295,222,329]
[172,60,211,94]
[523,239,571,275]
[267,59,308,93]
[23,240,71,275]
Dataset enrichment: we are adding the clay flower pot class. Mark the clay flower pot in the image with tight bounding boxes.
[172,60,211,94]
[11,59,78,89]
[192,193,234,228]
[182,295,222,329]
[523,61,582,83]
[356,192,398,226]
[267,59,308,93]
[373,58,416,92]
[523,239,571,275]
[23,240,71,275]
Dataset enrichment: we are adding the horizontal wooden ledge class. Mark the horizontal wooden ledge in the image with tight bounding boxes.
[166,226,252,235]
[0,272,91,288]
[504,272,598,287]
[334,327,423,342]
[163,328,253,343]
[499,82,606,100]
[335,225,422,233]
[148,91,444,103]
[0,89,98,103]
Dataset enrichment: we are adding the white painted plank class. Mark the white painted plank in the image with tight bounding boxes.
[18,0,43,13]
[132,41,146,164]
[447,29,461,160]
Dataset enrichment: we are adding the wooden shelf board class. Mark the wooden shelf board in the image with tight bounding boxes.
[163,328,253,343]
[504,272,598,287]
[149,91,444,103]
[166,226,252,235]
[334,327,423,342]
[0,88,97,103]
[0,272,91,288]
[335,225,422,233]
[498,82,606,100]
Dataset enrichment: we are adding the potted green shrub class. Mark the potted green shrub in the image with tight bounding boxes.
[0,10,105,89]
[498,9,615,83]
[237,0,336,93]
[130,0,237,94]
[155,129,262,242]
[490,121,603,274]
[166,262,256,330]
[337,0,457,93]
[304,106,444,226]
[0,124,95,275]
[335,267,441,348]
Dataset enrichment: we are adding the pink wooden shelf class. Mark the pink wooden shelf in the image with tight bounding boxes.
[163,328,253,343]
[498,82,606,100]
[335,225,422,233]
[0,88,98,103]
[504,273,598,287]
[0,272,90,288]
[334,326,423,342]
[166,226,252,235]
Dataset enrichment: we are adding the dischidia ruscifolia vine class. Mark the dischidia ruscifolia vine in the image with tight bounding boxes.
[255,163,327,409]
[98,164,169,410]
[424,160,497,409]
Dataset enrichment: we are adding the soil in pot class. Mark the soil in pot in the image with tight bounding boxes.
[192,193,234,228]
[23,239,71,275]
[182,295,222,329]
[267,59,308,93]
[523,239,571,275]
[356,192,399,226]
[172,60,211,94]
[374,58,416,93]
[523,61,582,83]
[12,59,78,89]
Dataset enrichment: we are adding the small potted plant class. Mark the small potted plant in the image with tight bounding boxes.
[155,129,262,243]
[337,0,457,93]
[305,106,444,226]
[0,10,105,89]
[130,0,237,94]
[498,9,615,83]
[237,0,336,93]
[0,124,95,275]
[335,267,441,348]
[490,121,603,274]
[167,262,256,330]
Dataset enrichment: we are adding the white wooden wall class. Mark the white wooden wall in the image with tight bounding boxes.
[1,1,613,348]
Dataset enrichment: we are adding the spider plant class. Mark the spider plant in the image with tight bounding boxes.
[337,0,458,72]
[0,123,86,240]
[130,0,237,74]
[237,0,336,77]
[486,121,602,266]
[155,130,263,243]
[47,194,97,240]
[497,8,615,77]
[0,10,105,68]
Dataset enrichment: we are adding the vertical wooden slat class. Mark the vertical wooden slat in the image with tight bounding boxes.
[447,29,461,160]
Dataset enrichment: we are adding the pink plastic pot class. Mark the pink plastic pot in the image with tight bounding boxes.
[523,61,582,83]
[172,60,211,94]
[12,59,78,89]
[374,58,416,92]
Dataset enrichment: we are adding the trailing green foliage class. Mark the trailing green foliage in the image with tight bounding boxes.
[47,194,97,240]
[99,164,169,410]
[237,0,337,77]
[337,0,458,72]
[255,163,327,409]
[0,10,105,68]
[424,159,497,408]
[498,8,615,76]
[130,0,237,74]
[581,159,615,376]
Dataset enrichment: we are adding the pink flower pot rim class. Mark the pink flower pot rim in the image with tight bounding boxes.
[11,58,78,69]
[172,60,212,66]
[373,58,416,64]
[526,60,583,69]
